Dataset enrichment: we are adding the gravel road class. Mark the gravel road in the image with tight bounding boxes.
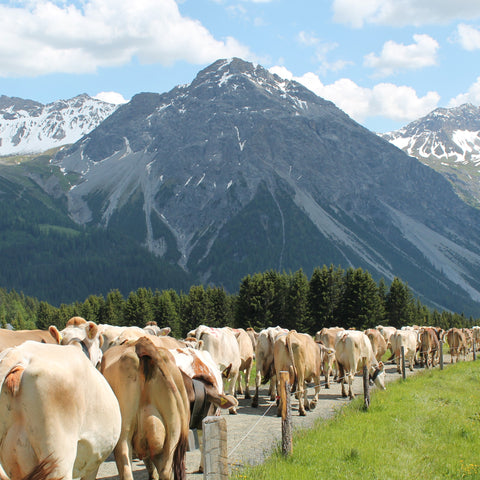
[97,361,425,479]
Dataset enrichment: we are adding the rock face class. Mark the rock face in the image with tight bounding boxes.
[0,94,117,156]
[49,58,480,312]
[380,104,480,207]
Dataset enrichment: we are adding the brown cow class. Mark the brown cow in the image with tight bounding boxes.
[101,337,190,480]
[274,330,329,416]
[364,328,387,362]
[446,328,467,363]
[314,326,344,388]
[0,328,61,352]
[418,327,440,368]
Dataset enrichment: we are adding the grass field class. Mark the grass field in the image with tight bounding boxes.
[231,359,480,479]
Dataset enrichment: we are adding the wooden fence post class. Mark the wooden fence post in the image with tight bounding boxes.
[439,340,444,370]
[202,416,228,479]
[363,364,370,409]
[401,346,406,380]
[279,371,292,456]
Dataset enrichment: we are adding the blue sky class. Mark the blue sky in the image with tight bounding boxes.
[0,0,479,132]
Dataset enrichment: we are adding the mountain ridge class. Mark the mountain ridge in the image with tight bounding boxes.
[0,94,118,156]
[2,58,480,314]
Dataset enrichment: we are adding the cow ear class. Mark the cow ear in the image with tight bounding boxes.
[86,322,99,340]
[205,388,239,410]
[48,325,62,344]
[222,363,232,378]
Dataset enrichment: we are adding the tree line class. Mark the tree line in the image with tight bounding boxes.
[0,265,478,337]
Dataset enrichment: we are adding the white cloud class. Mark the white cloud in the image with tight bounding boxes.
[456,24,480,50]
[270,66,440,125]
[94,91,129,104]
[0,0,253,77]
[448,77,480,106]
[333,0,480,27]
[364,34,439,76]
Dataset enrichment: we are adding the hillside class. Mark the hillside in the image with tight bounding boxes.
[2,58,480,314]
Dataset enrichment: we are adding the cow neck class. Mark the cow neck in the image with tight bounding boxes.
[69,337,91,360]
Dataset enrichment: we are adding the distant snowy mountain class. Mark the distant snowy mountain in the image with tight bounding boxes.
[0,94,118,156]
[380,104,480,206]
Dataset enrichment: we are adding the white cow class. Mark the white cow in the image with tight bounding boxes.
[0,341,121,480]
[335,330,386,399]
[187,325,241,414]
[391,329,418,373]
[251,326,288,408]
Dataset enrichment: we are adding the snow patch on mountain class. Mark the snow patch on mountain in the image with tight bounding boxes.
[0,94,117,156]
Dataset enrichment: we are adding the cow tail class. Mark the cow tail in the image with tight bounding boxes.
[285,333,298,394]
[173,430,188,480]
[22,455,61,480]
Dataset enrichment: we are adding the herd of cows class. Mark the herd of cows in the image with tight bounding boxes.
[0,319,477,480]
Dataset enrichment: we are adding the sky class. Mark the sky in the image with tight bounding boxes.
[0,1,479,133]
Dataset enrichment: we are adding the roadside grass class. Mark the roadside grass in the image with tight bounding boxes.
[230,360,480,479]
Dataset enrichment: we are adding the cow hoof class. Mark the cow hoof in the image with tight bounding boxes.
[245,392,251,399]
[325,384,330,389]
[309,400,317,410]
[229,408,238,415]
[299,410,306,416]
[251,397,258,408]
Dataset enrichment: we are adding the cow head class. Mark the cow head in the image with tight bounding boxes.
[59,319,104,368]
[370,362,386,390]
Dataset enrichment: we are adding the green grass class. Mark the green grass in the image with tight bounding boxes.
[231,361,480,479]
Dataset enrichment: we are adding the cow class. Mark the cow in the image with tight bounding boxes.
[50,316,104,367]
[251,326,288,408]
[446,328,468,363]
[101,337,190,480]
[245,327,258,354]
[274,330,331,416]
[233,328,254,399]
[473,326,480,354]
[314,326,344,388]
[375,325,397,358]
[0,327,61,352]
[0,341,121,480]
[418,327,440,368]
[335,330,386,399]
[187,326,241,414]
[100,324,185,352]
[364,328,387,362]
[391,329,418,374]
[144,321,172,337]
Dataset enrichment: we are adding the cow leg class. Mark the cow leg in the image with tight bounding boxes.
[298,374,307,416]
[144,458,159,480]
[244,359,253,399]
[114,438,135,480]
[348,374,355,399]
[338,364,348,398]
[236,371,244,396]
[323,359,330,389]
[251,371,261,407]
[310,375,321,410]
[225,371,239,414]
[269,375,277,402]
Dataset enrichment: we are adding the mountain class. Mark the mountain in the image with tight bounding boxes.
[380,104,480,208]
[0,94,118,156]
[2,58,480,313]
[35,57,480,314]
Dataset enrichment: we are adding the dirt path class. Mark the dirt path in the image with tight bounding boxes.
[98,362,427,479]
